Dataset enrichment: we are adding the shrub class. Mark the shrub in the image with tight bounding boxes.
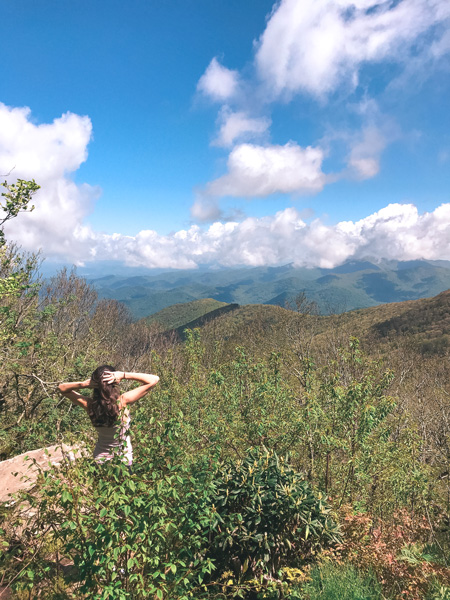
[206,447,340,582]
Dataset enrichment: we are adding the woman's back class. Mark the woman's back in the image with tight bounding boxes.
[93,410,132,465]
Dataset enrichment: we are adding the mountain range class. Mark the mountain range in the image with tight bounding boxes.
[88,258,450,319]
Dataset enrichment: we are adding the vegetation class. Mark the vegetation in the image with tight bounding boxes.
[196,291,450,360]
[3,435,339,599]
[373,290,450,355]
[144,297,240,339]
[1,180,450,598]
[145,298,230,331]
[299,563,383,600]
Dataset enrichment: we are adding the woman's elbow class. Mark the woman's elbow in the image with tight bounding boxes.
[153,375,160,385]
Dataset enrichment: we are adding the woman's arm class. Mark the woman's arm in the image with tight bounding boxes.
[103,371,159,406]
[58,379,92,409]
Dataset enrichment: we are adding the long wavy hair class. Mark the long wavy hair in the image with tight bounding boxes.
[87,364,121,427]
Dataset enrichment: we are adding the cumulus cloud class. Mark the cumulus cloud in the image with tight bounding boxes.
[206,142,327,197]
[84,203,450,269]
[190,192,247,224]
[212,108,271,147]
[255,0,450,98]
[197,57,240,102]
[0,103,98,263]
[0,104,92,179]
[340,203,450,263]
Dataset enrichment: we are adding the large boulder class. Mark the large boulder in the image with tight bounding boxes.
[0,444,85,503]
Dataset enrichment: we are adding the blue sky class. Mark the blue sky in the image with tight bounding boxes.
[1,0,449,269]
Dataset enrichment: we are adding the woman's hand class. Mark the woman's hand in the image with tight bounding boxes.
[102,370,124,384]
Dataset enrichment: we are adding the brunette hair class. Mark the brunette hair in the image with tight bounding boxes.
[87,364,120,427]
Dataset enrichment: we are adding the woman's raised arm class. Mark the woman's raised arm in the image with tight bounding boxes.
[102,371,159,406]
[58,379,92,409]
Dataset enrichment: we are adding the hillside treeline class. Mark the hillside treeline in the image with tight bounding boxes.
[1,182,450,599]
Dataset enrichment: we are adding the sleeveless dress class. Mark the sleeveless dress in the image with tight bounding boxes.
[93,410,133,466]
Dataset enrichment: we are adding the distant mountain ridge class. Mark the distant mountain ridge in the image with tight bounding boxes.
[89,259,450,319]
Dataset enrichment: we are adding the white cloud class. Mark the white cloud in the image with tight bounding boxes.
[206,142,327,197]
[197,57,240,102]
[0,103,98,263]
[319,99,399,181]
[342,203,450,262]
[213,108,271,147]
[0,104,92,179]
[86,203,450,269]
[255,0,450,98]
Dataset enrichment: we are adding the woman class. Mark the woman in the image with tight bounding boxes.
[58,366,159,465]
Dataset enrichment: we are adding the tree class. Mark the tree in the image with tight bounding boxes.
[0,179,40,296]
[1,178,39,244]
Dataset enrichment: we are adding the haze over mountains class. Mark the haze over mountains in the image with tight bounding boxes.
[85,258,450,319]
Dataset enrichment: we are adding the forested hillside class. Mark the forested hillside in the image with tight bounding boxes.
[2,182,450,599]
[145,298,228,329]
[90,259,450,319]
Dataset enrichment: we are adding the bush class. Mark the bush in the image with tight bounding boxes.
[207,447,340,582]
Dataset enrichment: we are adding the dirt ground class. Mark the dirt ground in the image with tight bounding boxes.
[0,444,85,503]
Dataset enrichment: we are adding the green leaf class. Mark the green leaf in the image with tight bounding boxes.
[61,490,73,503]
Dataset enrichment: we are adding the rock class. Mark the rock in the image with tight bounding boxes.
[0,444,86,503]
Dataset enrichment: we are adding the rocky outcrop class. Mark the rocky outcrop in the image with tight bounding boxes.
[0,444,85,503]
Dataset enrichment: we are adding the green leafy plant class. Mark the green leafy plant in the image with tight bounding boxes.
[2,420,341,599]
[206,447,340,582]
[0,178,39,247]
